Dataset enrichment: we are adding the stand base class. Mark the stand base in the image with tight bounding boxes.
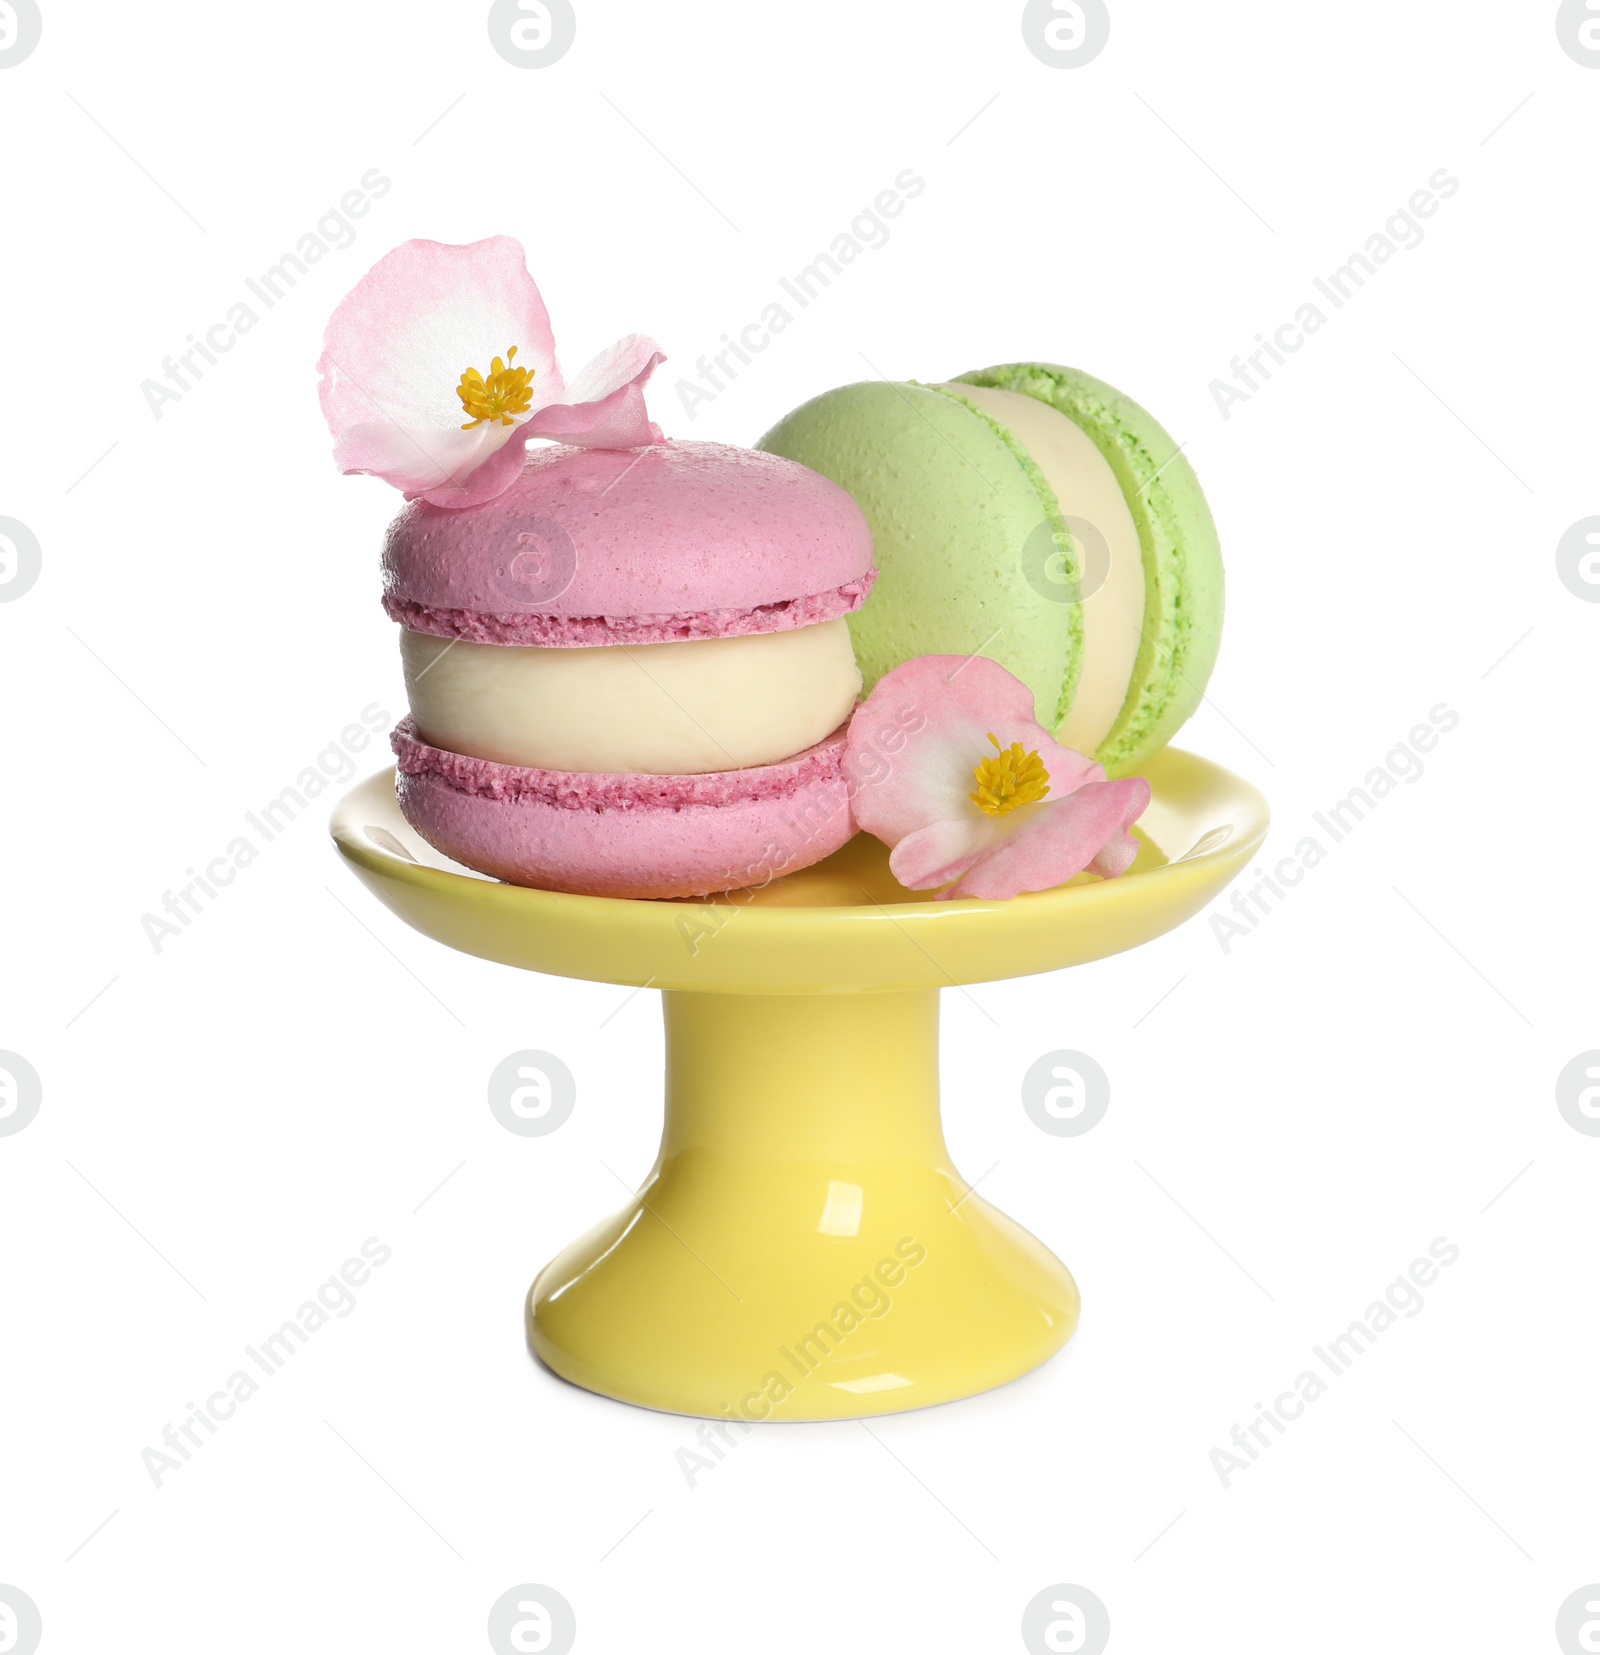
[526,989,1079,1420]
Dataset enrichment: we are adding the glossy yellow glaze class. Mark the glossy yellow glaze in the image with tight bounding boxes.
[331,747,1267,1417]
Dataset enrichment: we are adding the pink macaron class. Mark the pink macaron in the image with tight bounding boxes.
[384,441,876,898]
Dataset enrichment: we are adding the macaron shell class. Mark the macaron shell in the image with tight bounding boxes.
[383,440,876,646]
[392,719,854,899]
[756,382,1081,739]
[955,364,1224,776]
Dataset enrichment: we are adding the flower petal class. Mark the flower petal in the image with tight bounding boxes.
[332,421,517,501]
[522,335,666,449]
[395,340,667,507]
[888,815,1005,891]
[552,333,662,406]
[941,777,1152,900]
[318,235,560,457]
[844,654,1103,846]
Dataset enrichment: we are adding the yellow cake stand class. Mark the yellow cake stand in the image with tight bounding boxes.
[331,748,1266,1420]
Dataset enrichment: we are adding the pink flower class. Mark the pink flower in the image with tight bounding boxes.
[317,236,665,509]
[843,655,1151,900]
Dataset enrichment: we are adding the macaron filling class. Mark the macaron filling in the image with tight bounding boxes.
[936,383,1146,756]
[402,616,862,775]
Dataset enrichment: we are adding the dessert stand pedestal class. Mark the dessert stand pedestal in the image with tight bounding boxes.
[332,748,1267,1420]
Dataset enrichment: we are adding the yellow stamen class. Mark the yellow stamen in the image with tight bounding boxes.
[456,344,535,429]
[970,732,1050,818]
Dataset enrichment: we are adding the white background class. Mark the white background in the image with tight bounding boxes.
[2,2,1597,1651]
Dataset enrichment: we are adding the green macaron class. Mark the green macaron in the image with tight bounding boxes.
[757,364,1224,776]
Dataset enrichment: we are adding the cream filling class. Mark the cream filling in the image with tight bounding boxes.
[402,618,862,775]
[941,382,1147,754]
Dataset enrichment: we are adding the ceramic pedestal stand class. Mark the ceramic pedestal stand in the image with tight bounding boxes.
[332,748,1267,1420]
